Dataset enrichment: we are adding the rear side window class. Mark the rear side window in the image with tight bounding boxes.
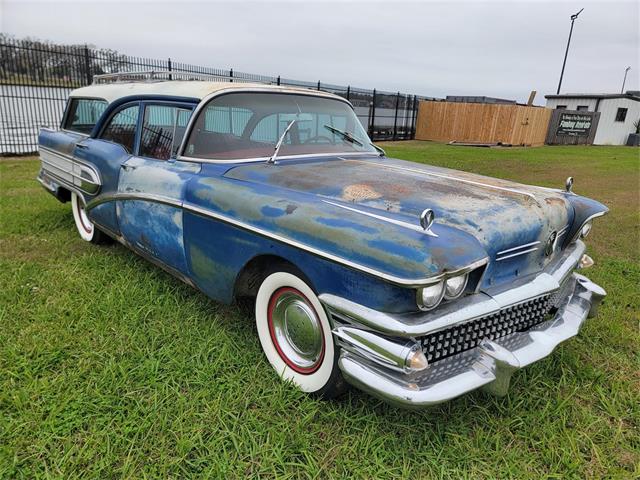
[63,98,108,134]
[139,105,193,160]
[100,105,140,153]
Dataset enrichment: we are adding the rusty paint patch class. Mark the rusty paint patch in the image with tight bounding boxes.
[342,184,382,202]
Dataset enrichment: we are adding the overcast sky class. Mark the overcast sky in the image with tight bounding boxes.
[1,0,638,103]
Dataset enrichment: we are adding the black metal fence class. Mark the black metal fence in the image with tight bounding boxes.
[0,37,434,155]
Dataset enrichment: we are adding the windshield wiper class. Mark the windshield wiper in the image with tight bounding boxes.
[323,124,364,147]
[267,120,296,164]
[370,142,385,156]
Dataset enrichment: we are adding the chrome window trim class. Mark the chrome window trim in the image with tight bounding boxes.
[84,191,488,287]
[176,150,375,165]
[175,87,371,164]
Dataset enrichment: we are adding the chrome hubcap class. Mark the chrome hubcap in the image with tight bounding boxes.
[269,289,324,372]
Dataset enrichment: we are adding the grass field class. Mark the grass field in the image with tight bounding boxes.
[1,142,638,479]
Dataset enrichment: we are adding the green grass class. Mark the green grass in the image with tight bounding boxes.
[1,142,639,479]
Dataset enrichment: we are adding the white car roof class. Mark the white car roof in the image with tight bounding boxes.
[69,81,343,104]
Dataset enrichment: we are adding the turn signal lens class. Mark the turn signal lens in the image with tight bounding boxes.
[405,348,428,372]
[579,254,594,269]
[580,221,593,238]
[418,281,445,310]
[444,274,469,300]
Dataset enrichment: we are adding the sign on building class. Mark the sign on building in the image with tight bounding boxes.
[556,113,593,136]
[546,109,600,145]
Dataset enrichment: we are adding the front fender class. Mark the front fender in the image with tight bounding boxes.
[564,194,608,246]
[185,166,488,287]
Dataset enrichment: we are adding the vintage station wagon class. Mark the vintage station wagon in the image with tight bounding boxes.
[38,73,608,407]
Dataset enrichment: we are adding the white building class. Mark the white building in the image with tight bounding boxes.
[545,91,640,145]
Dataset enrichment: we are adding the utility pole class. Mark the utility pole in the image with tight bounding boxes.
[621,66,631,94]
[556,8,584,95]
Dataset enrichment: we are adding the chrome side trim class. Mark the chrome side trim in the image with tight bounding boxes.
[336,273,605,408]
[39,146,102,195]
[321,200,438,237]
[356,160,538,201]
[84,191,487,287]
[86,192,183,210]
[496,241,541,255]
[495,247,540,262]
[320,241,587,337]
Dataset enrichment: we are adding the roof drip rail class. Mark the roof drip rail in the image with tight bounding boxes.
[92,70,271,85]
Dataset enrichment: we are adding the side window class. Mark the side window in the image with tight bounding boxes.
[576,105,589,111]
[100,105,140,153]
[63,98,108,134]
[139,105,193,160]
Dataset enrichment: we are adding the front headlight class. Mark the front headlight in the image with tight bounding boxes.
[444,273,468,300]
[580,221,593,238]
[417,281,444,311]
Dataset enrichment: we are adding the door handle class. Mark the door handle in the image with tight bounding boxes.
[75,142,89,149]
[120,164,137,172]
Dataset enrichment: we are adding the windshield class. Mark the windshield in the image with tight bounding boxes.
[183,92,377,160]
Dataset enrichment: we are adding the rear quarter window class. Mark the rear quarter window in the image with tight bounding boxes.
[63,98,108,134]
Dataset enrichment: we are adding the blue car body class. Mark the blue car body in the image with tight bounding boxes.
[37,78,608,407]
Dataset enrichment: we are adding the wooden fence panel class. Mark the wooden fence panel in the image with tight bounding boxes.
[416,101,552,146]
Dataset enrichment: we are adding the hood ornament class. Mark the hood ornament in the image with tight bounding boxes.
[419,209,437,236]
[565,176,574,193]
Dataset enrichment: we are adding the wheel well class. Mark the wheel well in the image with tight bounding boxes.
[56,186,72,203]
[233,255,303,300]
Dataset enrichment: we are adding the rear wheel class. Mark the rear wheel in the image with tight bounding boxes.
[255,270,345,397]
[71,192,111,244]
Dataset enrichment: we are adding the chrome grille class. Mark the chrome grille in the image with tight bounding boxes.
[419,295,554,364]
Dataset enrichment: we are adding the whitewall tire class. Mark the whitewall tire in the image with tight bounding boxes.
[71,192,109,244]
[255,270,344,396]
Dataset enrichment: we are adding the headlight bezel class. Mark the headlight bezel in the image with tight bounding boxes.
[580,221,593,238]
[416,281,445,311]
[444,273,469,300]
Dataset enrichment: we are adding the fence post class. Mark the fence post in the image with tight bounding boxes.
[167,58,172,80]
[346,86,350,102]
[412,95,418,139]
[229,68,233,82]
[277,75,280,86]
[83,45,91,85]
[392,91,400,141]
[317,80,321,91]
[369,89,377,139]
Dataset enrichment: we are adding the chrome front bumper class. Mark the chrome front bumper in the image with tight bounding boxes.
[320,242,606,408]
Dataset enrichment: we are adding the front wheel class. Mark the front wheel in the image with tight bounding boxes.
[71,192,111,244]
[255,270,345,398]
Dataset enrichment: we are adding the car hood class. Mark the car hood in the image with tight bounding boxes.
[225,155,575,286]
